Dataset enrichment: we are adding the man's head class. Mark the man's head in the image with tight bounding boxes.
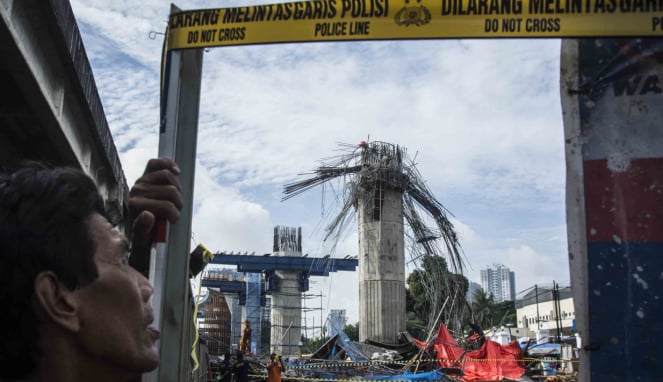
[0,165,159,380]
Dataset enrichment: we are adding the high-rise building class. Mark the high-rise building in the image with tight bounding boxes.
[480,264,516,302]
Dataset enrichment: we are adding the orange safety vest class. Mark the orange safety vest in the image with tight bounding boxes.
[267,362,283,382]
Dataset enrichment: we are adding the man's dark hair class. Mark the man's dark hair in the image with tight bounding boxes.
[0,165,105,379]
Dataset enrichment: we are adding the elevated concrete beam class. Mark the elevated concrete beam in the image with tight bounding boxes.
[209,253,358,275]
[0,0,127,224]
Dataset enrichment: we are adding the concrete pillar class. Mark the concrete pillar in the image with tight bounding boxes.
[270,250,302,356]
[224,293,242,352]
[358,186,406,344]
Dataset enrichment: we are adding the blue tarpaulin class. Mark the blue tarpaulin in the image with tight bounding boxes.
[331,327,368,362]
[365,370,447,381]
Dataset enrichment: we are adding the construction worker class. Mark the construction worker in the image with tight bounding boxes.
[232,351,250,382]
[0,158,182,382]
[267,353,286,382]
[239,319,252,355]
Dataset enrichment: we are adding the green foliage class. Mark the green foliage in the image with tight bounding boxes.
[493,300,517,326]
[471,288,494,328]
[406,311,427,340]
[343,322,359,341]
[300,335,328,355]
[406,255,469,337]
[470,289,517,330]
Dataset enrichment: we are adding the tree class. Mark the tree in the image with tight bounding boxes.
[471,288,495,329]
[343,323,359,341]
[492,300,516,327]
[406,255,469,337]
[406,311,427,340]
[469,289,517,330]
[300,335,328,355]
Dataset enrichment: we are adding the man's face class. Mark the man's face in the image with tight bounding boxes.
[74,213,160,375]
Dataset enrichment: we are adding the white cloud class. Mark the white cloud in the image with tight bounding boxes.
[192,163,273,253]
[504,244,569,291]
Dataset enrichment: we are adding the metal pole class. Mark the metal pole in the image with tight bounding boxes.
[535,284,540,330]
[555,282,563,341]
[144,4,204,381]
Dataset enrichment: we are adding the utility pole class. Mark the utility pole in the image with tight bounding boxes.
[535,284,540,329]
[554,281,563,342]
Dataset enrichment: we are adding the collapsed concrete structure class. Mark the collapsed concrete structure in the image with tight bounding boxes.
[283,141,464,345]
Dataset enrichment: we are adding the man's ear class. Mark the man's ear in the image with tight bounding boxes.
[33,271,81,332]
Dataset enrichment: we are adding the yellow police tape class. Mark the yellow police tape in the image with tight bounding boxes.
[166,0,663,50]
[196,243,215,263]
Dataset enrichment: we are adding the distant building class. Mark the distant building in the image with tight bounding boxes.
[480,264,516,302]
[515,284,575,336]
[466,281,482,302]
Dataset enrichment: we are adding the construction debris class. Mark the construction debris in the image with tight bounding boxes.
[235,323,579,382]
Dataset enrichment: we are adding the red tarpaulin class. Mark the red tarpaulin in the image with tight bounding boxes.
[413,324,464,367]
[462,340,524,381]
[413,325,524,381]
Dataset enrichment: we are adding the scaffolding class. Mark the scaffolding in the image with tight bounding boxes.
[298,292,325,348]
[199,289,231,356]
[201,268,270,355]
[243,272,262,355]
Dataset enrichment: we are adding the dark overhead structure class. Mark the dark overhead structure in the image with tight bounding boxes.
[0,0,128,224]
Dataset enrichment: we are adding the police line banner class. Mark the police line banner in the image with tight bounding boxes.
[166,0,663,50]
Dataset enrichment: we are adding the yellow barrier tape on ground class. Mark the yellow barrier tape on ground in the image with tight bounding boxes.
[250,374,415,382]
[286,357,580,370]
[166,0,663,50]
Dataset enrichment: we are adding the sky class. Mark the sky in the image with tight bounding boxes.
[70,0,570,328]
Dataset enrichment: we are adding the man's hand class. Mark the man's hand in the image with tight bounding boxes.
[129,158,183,223]
[128,158,183,275]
